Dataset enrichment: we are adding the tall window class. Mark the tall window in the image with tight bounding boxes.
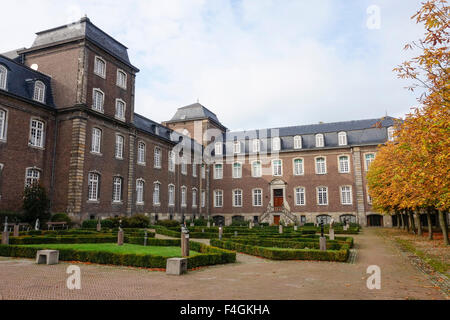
[25,168,40,188]
[181,157,187,175]
[115,99,126,120]
[168,185,175,206]
[33,81,45,103]
[201,190,206,208]
[293,158,304,175]
[181,186,187,207]
[0,65,7,90]
[253,139,260,153]
[0,109,6,140]
[214,163,223,179]
[116,69,127,89]
[340,186,352,205]
[154,147,161,168]
[295,187,305,206]
[233,141,241,154]
[94,56,106,77]
[92,89,104,112]
[88,172,100,201]
[387,126,395,141]
[272,159,282,176]
[214,190,223,207]
[338,132,347,146]
[339,156,350,173]
[192,188,197,207]
[272,137,281,151]
[29,119,45,148]
[168,151,175,172]
[233,189,243,207]
[153,182,160,205]
[91,128,102,153]
[215,142,223,155]
[115,135,124,159]
[192,164,197,177]
[294,135,302,149]
[315,157,326,174]
[233,162,242,179]
[112,177,122,203]
[317,187,328,205]
[252,161,262,177]
[315,134,324,147]
[136,179,144,204]
[137,141,146,164]
[253,189,262,207]
[365,153,375,171]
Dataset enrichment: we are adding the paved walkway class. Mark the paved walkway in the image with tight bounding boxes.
[0,229,447,300]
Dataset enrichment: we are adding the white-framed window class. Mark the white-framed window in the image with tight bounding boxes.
[315,134,324,147]
[112,177,123,203]
[364,153,375,171]
[91,128,102,154]
[214,190,223,207]
[88,172,100,201]
[0,65,7,90]
[29,119,45,148]
[317,187,328,205]
[181,186,187,207]
[233,189,243,207]
[315,157,326,174]
[367,186,372,205]
[115,99,126,121]
[252,160,262,177]
[252,189,262,207]
[387,126,395,141]
[192,188,197,207]
[338,155,350,173]
[154,147,161,168]
[293,158,304,175]
[294,135,302,149]
[201,190,206,208]
[137,141,146,165]
[92,89,104,112]
[201,165,205,179]
[168,184,175,206]
[181,157,187,175]
[233,141,241,154]
[115,134,124,159]
[340,186,352,205]
[253,139,260,153]
[215,142,223,155]
[25,168,40,188]
[94,56,106,78]
[295,187,305,206]
[232,162,242,179]
[338,132,347,146]
[136,179,144,204]
[168,151,175,172]
[153,182,161,205]
[272,159,282,176]
[272,137,281,151]
[192,164,197,177]
[0,109,7,141]
[214,163,223,179]
[116,69,127,89]
[33,81,45,103]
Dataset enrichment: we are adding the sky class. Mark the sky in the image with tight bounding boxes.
[0,0,427,131]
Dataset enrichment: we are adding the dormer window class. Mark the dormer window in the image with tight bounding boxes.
[0,65,7,90]
[94,56,106,78]
[252,139,260,153]
[116,69,127,89]
[272,137,281,151]
[233,141,241,154]
[338,132,347,146]
[33,81,45,103]
[387,126,395,141]
[315,134,324,147]
[215,142,223,155]
[294,135,302,149]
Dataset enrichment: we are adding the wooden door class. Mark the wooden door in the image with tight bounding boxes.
[273,215,280,225]
[273,189,283,211]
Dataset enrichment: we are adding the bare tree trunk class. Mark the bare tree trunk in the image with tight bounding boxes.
[404,212,410,232]
[426,208,433,240]
[409,210,416,234]
[397,214,401,228]
[439,210,449,246]
[416,210,422,236]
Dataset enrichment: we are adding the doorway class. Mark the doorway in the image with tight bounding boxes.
[273,215,280,225]
[367,214,383,227]
[273,189,283,212]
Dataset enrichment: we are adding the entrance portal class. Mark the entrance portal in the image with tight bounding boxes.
[273,189,283,212]
[367,214,383,227]
[273,215,280,225]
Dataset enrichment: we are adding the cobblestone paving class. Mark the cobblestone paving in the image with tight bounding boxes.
[0,229,447,300]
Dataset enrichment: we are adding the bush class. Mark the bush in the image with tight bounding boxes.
[51,213,72,224]
[127,214,150,228]
[22,183,51,224]
[81,219,98,229]
[157,219,180,228]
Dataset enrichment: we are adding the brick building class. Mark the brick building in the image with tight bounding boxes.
[0,18,395,226]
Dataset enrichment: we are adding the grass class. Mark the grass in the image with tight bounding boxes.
[18,243,199,257]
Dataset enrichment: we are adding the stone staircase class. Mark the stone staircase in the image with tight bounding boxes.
[259,203,298,225]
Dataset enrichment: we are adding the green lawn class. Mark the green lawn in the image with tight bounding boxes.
[19,243,199,257]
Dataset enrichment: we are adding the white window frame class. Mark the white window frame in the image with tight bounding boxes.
[153,182,161,205]
[181,157,187,175]
[340,185,353,205]
[214,190,223,208]
[317,186,328,205]
[272,159,282,176]
[115,99,126,121]
[252,160,262,177]
[253,139,260,153]
[192,164,197,177]
[88,172,100,201]
[315,134,324,147]
[232,162,242,179]
[91,128,102,154]
[295,187,306,206]
[154,147,162,169]
[29,118,45,148]
[201,190,206,208]
[115,134,124,159]
[252,188,263,207]
[387,126,395,141]
[338,155,350,173]
[294,135,302,149]
[33,81,46,103]
[181,186,187,207]
[112,176,123,203]
[215,142,223,155]
[0,108,7,141]
[136,179,145,205]
[0,65,7,90]
[94,56,106,78]
[25,167,40,188]
[293,158,304,176]
[233,189,243,207]
[116,69,127,89]
[168,184,175,206]
[315,156,327,175]
[272,137,281,151]
[338,132,347,146]
[137,141,146,165]
[168,150,175,172]
[364,153,375,171]
[192,188,197,208]
[233,141,241,154]
[214,163,223,180]
[92,88,104,113]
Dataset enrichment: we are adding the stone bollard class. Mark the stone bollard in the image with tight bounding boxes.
[96,221,101,232]
[166,258,187,275]
[249,222,253,229]
[319,236,327,251]
[234,231,238,237]
[218,226,223,240]
[181,232,190,257]
[207,221,211,228]
[1,231,9,245]
[117,230,124,246]
[329,228,335,240]
[294,225,298,231]
[13,224,20,237]
[279,224,283,234]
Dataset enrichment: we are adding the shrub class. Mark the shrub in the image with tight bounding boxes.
[157,219,180,228]
[101,219,115,228]
[22,183,51,224]
[51,213,72,224]
[81,219,98,229]
[127,214,150,228]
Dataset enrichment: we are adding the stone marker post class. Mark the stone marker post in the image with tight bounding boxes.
[2,216,9,245]
[319,221,326,251]
[329,228,335,240]
[96,217,101,232]
[279,224,283,234]
[234,231,238,237]
[117,219,124,246]
[181,226,190,257]
[207,220,211,228]
[218,226,223,240]
[294,225,298,231]
[249,221,253,229]
[213,222,216,227]
[144,230,148,246]
[13,224,19,237]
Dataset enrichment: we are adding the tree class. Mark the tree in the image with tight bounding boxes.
[22,183,51,224]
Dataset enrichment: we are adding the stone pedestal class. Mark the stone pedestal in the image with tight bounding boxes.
[329,228,335,240]
[13,225,20,237]
[96,222,101,232]
[117,230,124,246]
[343,225,348,231]
[36,250,59,265]
[166,258,187,275]
[181,233,190,257]
[234,231,238,237]
[218,227,223,240]
[1,232,9,245]
[249,222,253,229]
[294,225,298,231]
[207,221,211,228]
[279,224,283,234]
[319,236,327,251]
[213,222,216,227]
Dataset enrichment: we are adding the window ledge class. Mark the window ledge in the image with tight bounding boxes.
[136,202,145,206]
[90,151,103,157]
[112,201,124,205]
[87,200,100,204]
[28,144,45,151]
[153,203,161,207]
[94,72,106,79]
[137,162,146,166]
[91,107,105,114]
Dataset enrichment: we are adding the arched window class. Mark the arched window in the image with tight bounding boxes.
[315,134,324,147]
[88,172,100,201]
[0,109,7,140]
[115,99,126,120]
[294,135,302,149]
[338,132,347,146]
[112,176,123,203]
[153,182,161,205]
[137,141,146,164]
[168,150,175,172]
[115,134,124,159]
[168,184,175,206]
[25,168,40,188]
[338,155,350,173]
[293,158,304,175]
[0,65,7,90]
[33,81,46,103]
[116,69,127,89]
[136,179,145,204]
[92,89,104,112]
[94,56,106,78]
[233,189,243,207]
[315,157,326,174]
[91,128,102,153]
[154,147,161,168]
[29,119,45,148]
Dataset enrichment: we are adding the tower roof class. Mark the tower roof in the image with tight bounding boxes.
[166,102,227,130]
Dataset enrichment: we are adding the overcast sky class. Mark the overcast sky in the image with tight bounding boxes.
[0,0,426,131]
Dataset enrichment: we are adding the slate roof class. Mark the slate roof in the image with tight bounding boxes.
[0,54,55,108]
[0,48,26,62]
[166,103,227,130]
[18,17,139,72]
